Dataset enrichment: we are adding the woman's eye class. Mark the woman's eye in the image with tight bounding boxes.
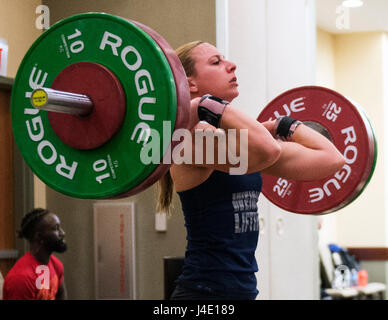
[212,60,220,65]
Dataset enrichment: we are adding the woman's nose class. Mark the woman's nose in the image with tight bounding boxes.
[226,60,236,72]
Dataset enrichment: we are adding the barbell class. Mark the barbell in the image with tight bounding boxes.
[10,13,377,215]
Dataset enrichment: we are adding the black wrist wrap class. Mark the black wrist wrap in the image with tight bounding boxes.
[276,116,297,140]
[197,106,222,128]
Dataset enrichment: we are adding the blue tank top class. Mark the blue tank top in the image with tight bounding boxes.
[177,170,262,299]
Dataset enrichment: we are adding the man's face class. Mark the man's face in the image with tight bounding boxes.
[38,213,67,253]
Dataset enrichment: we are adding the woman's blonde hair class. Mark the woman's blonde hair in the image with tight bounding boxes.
[156,41,204,215]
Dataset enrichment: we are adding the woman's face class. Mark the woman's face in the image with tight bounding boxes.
[189,43,239,102]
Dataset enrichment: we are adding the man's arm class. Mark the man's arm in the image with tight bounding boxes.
[56,278,67,300]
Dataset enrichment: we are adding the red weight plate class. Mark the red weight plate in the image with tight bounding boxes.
[49,61,126,150]
[257,86,376,215]
[115,19,190,198]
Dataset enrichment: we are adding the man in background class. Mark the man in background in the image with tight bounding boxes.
[3,208,67,300]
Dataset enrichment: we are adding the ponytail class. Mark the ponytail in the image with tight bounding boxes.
[156,40,204,214]
[156,171,174,215]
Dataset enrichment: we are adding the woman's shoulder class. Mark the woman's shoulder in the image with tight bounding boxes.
[170,164,213,192]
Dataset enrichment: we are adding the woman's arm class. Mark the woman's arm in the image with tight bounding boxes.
[260,120,346,180]
[185,99,344,179]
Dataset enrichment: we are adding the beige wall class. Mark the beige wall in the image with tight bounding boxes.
[316,28,386,247]
[0,0,42,78]
[334,32,386,247]
[0,0,43,272]
[0,0,46,207]
[43,0,216,49]
[316,28,335,90]
[40,0,216,299]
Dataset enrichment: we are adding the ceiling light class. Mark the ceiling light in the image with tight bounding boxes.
[342,0,364,7]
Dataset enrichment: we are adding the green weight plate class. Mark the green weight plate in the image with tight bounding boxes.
[11,13,177,198]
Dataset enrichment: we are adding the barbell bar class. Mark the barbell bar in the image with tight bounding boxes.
[10,12,377,215]
[31,87,93,116]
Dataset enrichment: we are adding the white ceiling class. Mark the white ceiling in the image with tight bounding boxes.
[316,0,388,33]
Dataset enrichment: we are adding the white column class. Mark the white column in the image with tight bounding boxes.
[265,0,318,300]
[216,0,229,58]
[382,34,388,246]
[217,0,319,299]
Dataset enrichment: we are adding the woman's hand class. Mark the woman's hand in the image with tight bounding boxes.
[260,119,277,138]
[188,97,201,130]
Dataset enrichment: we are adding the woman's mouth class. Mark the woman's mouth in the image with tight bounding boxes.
[230,77,238,85]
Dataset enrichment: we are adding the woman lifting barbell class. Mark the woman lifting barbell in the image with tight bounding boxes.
[157,41,345,300]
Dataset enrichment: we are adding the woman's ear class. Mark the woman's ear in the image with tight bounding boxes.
[187,77,198,94]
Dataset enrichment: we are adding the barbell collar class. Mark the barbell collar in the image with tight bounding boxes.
[31,87,93,116]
